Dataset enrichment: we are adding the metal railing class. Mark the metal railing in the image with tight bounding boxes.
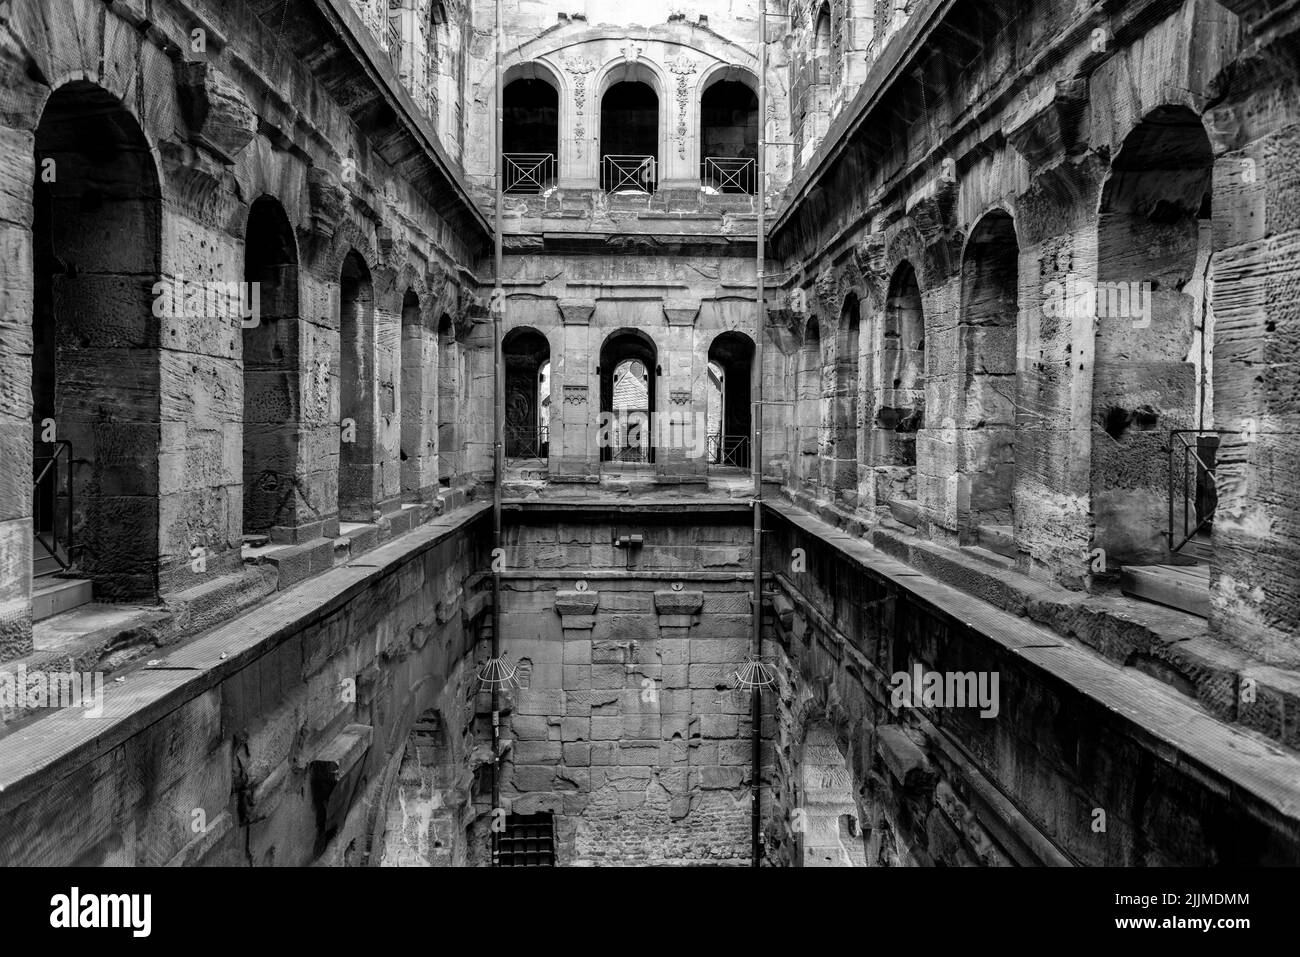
[503,153,557,194]
[701,157,756,194]
[1168,429,1226,554]
[505,425,549,459]
[602,154,657,193]
[707,433,751,468]
[611,444,650,463]
[386,19,402,67]
[33,439,74,572]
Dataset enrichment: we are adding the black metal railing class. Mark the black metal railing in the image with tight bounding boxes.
[611,444,649,463]
[503,153,557,194]
[505,425,549,459]
[707,433,751,468]
[33,439,74,571]
[386,19,402,67]
[602,154,656,193]
[701,157,756,194]
[1168,429,1225,554]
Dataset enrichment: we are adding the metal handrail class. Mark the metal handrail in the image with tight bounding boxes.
[707,433,752,467]
[602,154,656,193]
[1168,429,1227,554]
[505,424,549,459]
[33,439,74,571]
[701,157,756,195]
[503,153,557,194]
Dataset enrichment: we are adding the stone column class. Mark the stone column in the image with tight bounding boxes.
[555,301,597,481]
[653,588,703,688]
[555,587,599,657]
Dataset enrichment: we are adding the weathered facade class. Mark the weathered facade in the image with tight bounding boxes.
[0,0,1297,867]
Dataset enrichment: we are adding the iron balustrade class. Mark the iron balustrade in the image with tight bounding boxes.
[33,439,74,572]
[1168,429,1226,554]
[602,154,657,193]
[701,157,756,194]
[386,19,401,66]
[707,433,752,468]
[503,153,557,194]
[505,425,549,459]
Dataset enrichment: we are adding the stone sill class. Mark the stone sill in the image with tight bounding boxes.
[765,497,1300,832]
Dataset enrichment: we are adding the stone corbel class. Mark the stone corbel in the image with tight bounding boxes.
[663,300,700,327]
[653,588,703,638]
[555,588,599,639]
[307,167,347,242]
[558,299,596,325]
[906,174,957,245]
[310,723,373,836]
[853,231,889,305]
[1004,79,1087,169]
[176,61,257,164]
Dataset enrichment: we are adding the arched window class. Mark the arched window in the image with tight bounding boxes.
[600,82,659,193]
[32,81,162,602]
[1095,107,1213,566]
[599,330,658,463]
[877,264,924,506]
[338,251,375,520]
[503,327,551,460]
[707,331,755,467]
[805,2,833,148]
[958,214,1017,549]
[700,78,758,194]
[503,73,559,194]
[242,196,300,538]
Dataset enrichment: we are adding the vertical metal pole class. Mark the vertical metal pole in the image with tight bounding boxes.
[490,0,504,866]
[750,2,768,869]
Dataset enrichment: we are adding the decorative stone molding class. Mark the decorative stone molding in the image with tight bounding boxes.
[668,57,697,159]
[176,61,257,163]
[563,57,596,158]
[670,389,691,406]
[562,384,588,406]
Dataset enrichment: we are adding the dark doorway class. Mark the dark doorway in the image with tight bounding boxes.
[599,329,658,463]
[503,78,558,193]
[503,327,551,459]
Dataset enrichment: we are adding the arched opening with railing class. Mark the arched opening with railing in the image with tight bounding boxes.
[700,77,758,195]
[503,326,551,461]
[796,317,823,486]
[437,314,457,486]
[600,81,659,193]
[502,69,559,194]
[31,81,162,602]
[706,331,755,467]
[876,263,924,508]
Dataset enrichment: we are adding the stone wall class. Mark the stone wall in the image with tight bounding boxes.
[759,504,1300,865]
[0,0,492,659]
[0,504,491,866]
[483,507,758,865]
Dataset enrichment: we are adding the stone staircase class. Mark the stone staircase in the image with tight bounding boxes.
[31,534,92,622]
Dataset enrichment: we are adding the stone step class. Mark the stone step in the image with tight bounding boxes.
[32,577,94,622]
[1121,562,1211,618]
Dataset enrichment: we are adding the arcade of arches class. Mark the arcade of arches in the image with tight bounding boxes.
[0,0,1298,870]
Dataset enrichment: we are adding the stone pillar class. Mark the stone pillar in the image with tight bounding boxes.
[555,587,598,644]
[555,301,597,481]
[660,302,706,482]
[653,588,703,673]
